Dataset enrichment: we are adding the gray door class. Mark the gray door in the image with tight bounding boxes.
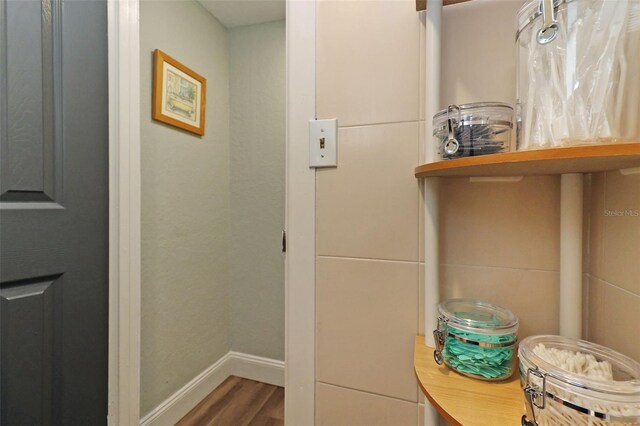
[0,0,108,424]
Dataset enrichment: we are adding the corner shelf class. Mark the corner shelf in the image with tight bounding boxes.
[414,0,640,422]
[414,143,640,178]
[414,336,523,426]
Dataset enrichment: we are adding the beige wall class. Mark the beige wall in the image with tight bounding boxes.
[140,0,230,415]
[436,0,561,341]
[315,0,422,422]
[228,20,286,361]
[315,0,638,424]
[585,171,640,362]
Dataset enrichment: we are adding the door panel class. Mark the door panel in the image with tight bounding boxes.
[1,0,58,202]
[1,275,60,426]
[0,0,108,424]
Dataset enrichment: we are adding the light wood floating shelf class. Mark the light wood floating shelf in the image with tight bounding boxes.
[416,0,473,12]
[414,336,523,426]
[414,143,640,178]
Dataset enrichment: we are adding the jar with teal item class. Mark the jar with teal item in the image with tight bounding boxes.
[433,298,519,381]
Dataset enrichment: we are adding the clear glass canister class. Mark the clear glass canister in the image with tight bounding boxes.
[433,298,519,381]
[433,102,513,160]
[516,0,640,150]
[519,335,640,426]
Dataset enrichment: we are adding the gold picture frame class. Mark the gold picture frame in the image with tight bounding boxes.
[152,49,206,136]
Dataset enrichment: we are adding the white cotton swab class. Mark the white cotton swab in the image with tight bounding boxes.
[521,0,640,149]
[529,343,640,426]
[622,1,640,138]
[588,0,626,138]
[533,343,614,380]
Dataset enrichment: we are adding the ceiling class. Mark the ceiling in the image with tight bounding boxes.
[197,0,285,28]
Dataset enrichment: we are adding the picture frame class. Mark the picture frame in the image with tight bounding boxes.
[152,49,206,136]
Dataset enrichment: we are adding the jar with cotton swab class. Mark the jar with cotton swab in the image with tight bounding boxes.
[516,0,640,150]
[519,335,640,426]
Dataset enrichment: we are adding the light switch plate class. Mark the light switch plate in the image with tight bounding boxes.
[309,119,337,168]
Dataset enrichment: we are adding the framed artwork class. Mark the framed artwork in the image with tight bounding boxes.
[152,49,206,136]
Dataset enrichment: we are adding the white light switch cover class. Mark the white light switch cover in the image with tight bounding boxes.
[309,119,337,168]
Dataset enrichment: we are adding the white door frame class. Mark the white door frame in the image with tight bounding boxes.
[107,0,317,424]
[107,0,141,424]
[284,1,317,425]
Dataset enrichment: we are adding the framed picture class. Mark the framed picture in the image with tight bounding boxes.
[152,49,206,136]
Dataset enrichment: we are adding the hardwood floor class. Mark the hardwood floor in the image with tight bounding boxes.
[176,376,284,426]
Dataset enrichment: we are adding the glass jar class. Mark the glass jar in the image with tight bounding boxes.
[519,335,640,426]
[433,298,519,381]
[516,0,640,150]
[433,102,513,161]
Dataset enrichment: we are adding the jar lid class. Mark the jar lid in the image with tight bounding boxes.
[432,102,513,125]
[519,335,640,397]
[438,298,518,335]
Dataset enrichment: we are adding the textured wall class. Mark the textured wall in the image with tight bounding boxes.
[140,0,230,415]
[228,20,286,361]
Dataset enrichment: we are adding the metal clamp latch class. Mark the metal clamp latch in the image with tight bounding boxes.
[444,105,461,155]
[522,367,546,426]
[432,316,448,365]
[520,365,640,425]
[537,0,559,45]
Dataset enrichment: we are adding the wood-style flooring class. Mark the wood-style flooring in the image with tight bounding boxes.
[176,376,284,426]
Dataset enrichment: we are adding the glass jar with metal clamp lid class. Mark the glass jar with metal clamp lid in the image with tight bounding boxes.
[432,102,514,161]
[516,0,640,150]
[433,298,519,381]
[519,335,640,426]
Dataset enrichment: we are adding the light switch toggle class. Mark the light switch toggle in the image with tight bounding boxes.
[309,119,337,167]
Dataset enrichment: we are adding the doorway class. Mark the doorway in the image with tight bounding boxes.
[107,1,317,424]
[138,1,287,424]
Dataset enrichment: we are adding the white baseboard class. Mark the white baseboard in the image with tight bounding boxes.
[227,351,285,388]
[139,353,233,426]
[139,351,285,426]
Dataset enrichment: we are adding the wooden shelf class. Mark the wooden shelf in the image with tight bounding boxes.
[416,0,473,12]
[415,143,640,178]
[414,336,523,426]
